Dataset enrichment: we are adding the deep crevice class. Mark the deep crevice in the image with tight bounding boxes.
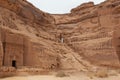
[2,42,6,66]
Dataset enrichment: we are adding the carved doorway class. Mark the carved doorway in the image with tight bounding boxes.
[12,60,16,68]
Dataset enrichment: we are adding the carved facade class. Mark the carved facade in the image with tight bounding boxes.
[0,28,59,69]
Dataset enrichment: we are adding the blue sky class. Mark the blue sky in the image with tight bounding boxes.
[27,0,105,14]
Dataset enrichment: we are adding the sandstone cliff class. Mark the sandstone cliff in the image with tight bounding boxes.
[53,0,120,68]
[0,0,120,72]
[0,0,58,69]
[0,0,92,71]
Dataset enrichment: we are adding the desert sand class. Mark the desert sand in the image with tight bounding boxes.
[0,72,120,80]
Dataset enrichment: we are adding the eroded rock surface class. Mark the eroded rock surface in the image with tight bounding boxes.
[0,0,120,73]
[53,0,120,68]
[0,0,59,70]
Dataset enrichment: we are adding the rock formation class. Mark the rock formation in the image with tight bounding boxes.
[0,0,120,73]
[0,0,59,70]
[53,0,120,68]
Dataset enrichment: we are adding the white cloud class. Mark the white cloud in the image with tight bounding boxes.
[27,0,105,14]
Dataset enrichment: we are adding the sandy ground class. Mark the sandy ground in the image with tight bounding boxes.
[0,73,120,80]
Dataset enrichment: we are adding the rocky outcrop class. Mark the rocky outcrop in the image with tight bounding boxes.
[71,2,94,15]
[0,0,55,25]
[53,0,120,68]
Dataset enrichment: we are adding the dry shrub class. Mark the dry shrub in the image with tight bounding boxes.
[117,69,120,74]
[94,69,108,78]
[109,70,118,76]
[56,71,69,77]
[86,71,94,79]
[87,68,109,78]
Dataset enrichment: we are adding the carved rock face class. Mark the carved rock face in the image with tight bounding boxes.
[0,0,59,70]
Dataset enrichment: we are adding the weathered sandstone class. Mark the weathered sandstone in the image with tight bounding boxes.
[53,0,120,68]
[0,0,120,75]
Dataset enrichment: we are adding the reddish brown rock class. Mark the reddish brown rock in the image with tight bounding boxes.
[53,0,120,68]
[0,0,59,70]
[0,0,120,74]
